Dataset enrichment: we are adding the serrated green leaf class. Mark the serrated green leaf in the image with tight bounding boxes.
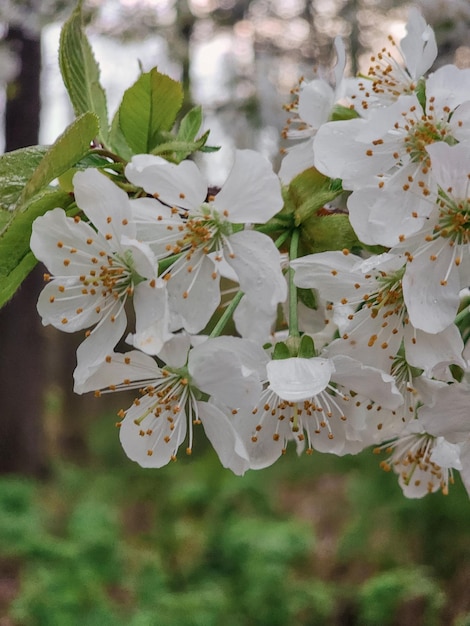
[108,110,133,161]
[119,68,184,154]
[18,112,99,205]
[0,189,74,308]
[59,2,109,144]
[0,146,48,210]
[177,105,203,142]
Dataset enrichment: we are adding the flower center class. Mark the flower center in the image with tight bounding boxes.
[374,432,454,495]
[80,249,143,301]
[435,192,470,245]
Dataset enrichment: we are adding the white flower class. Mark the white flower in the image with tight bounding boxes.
[375,377,470,497]
[235,353,402,469]
[30,169,167,386]
[390,142,470,334]
[76,335,268,474]
[350,9,437,113]
[314,66,470,246]
[279,37,349,183]
[125,150,287,333]
[291,250,466,376]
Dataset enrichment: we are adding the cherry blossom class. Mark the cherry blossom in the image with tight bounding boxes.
[125,150,287,333]
[30,169,166,386]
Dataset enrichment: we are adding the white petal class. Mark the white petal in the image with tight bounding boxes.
[267,357,334,402]
[430,438,462,471]
[402,242,460,334]
[225,230,287,313]
[234,295,277,341]
[199,401,250,475]
[291,250,364,301]
[426,64,470,114]
[212,150,283,223]
[417,381,470,443]
[232,407,286,470]
[330,354,403,410]
[37,280,101,332]
[119,399,187,468]
[30,208,108,276]
[73,303,128,388]
[400,8,437,79]
[189,336,267,408]
[313,118,383,189]
[166,251,220,334]
[426,142,470,199]
[125,154,207,211]
[298,79,335,129]
[404,324,466,378]
[132,280,173,355]
[73,169,136,245]
[74,350,161,394]
[278,139,315,184]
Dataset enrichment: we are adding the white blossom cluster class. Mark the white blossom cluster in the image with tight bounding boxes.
[31,9,470,499]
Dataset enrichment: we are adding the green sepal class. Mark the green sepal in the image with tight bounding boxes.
[0,189,74,309]
[289,168,343,226]
[297,334,315,358]
[300,212,361,254]
[0,146,48,210]
[59,1,109,145]
[272,341,291,360]
[118,68,184,155]
[415,77,426,111]
[298,287,317,310]
[329,104,360,121]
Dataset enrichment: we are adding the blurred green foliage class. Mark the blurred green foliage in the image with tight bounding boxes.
[0,414,469,625]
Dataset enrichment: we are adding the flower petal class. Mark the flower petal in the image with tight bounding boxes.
[212,150,283,223]
[125,154,207,211]
[267,357,334,402]
[199,401,250,475]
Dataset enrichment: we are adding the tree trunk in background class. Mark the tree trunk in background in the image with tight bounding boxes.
[0,27,46,475]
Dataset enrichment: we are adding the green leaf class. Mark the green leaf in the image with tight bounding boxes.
[18,112,99,206]
[108,110,133,161]
[177,105,203,142]
[119,68,184,154]
[0,146,48,211]
[151,131,213,163]
[59,1,109,144]
[0,189,74,309]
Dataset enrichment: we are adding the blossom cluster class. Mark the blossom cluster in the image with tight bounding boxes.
[30,9,470,499]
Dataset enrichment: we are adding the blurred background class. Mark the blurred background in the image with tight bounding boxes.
[0,1,470,624]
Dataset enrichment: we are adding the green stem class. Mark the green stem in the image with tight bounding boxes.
[274,230,291,250]
[92,148,127,164]
[288,229,300,338]
[209,291,244,338]
[455,304,470,326]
